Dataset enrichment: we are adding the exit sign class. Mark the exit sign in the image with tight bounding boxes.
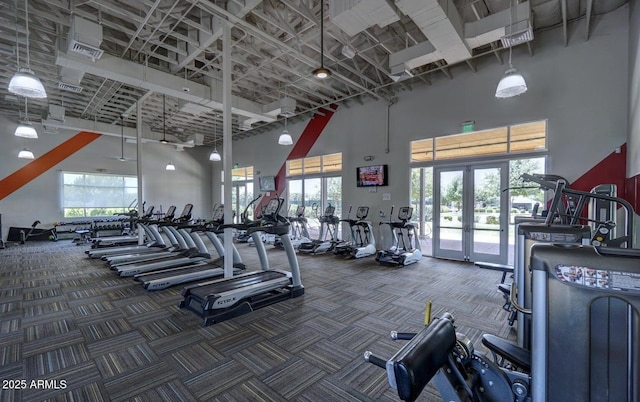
[461,121,475,133]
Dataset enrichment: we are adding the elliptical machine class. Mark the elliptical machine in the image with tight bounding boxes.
[297,203,339,255]
[274,206,312,250]
[376,206,422,266]
[333,206,376,259]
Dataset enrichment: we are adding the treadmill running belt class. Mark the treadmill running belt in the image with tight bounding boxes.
[136,264,218,282]
[187,271,287,298]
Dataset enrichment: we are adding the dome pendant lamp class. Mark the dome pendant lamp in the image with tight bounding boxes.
[15,98,38,138]
[495,0,527,99]
[18,147,35,159]
[8,0,47,99]
[312,1,331,79]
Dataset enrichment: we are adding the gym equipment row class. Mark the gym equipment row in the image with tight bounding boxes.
[88,204,245,291]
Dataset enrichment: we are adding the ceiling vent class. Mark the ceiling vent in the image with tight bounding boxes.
[57,81,83,93]
[69,41,104,60]
[500,27,534,47]
[68,16,104,60]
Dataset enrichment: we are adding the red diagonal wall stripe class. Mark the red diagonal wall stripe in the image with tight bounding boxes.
[570,143,627,199]
[257,105,338,211]
[0,131,101,201]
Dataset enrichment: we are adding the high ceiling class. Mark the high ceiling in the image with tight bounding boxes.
[0,0,628,148]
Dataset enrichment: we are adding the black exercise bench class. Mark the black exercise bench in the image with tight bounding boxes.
[474,261,514,284]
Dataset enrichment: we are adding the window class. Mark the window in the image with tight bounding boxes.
[285,153,343,234]
[62,172,137,218]
[286,153,342,176]
[410,120,547,163]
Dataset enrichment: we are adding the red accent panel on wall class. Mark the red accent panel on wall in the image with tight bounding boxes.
[0,132,101,201]
[257,106,337,212]
[570,143,627,199]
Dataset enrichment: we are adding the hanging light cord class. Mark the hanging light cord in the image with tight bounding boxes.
[121,116,125,159]
[320,2,325,67]
[162,94,166,141]
[508,0,514,67]
[284,85,288,130]
[14,0,20,68]
[25,0,31,68]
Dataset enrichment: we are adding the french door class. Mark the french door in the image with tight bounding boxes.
[232,182,254,223]
[433,162,508,263]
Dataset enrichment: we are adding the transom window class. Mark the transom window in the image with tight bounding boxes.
[411,120,546,163]
[286,153,342,176]
[62,172,137,218]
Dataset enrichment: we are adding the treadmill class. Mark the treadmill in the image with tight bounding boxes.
[135,205,245,291]
[115,226,210,277]
[87,222,167,259]
[180,197,304,326]
[91,206,155,248]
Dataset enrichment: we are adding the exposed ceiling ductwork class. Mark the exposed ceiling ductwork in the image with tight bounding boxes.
[329,0,400,37]
[389,1,532,81]
[55,51,278,124]
[396,0,471,65]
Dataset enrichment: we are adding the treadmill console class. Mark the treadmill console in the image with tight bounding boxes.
[263,198,281,218]
[356,206,369,219]
[398,207,413,221]
[324,205,335,217]
[211,205,224,222]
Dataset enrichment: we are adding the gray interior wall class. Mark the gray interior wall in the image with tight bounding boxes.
[227,5,630,245]
[629,0,640,177]
[0,115,212,237]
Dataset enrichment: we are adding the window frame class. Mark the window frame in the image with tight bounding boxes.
[61,171,138,218]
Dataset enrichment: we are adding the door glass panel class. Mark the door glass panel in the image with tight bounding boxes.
[411,167,433,256]
[288,180,303,217]
[438,170,464,252]
[304,178,322,238]
[326,177,342,218]
[508,157,546,265]
[472,167,502,256]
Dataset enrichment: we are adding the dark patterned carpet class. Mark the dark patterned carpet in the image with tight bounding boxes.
[0,238,515,401]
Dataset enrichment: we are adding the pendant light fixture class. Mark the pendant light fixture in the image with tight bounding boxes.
[8,0,47,99]
[495,0,527,99]
[165,162,176,171]
[160,94,169,144]
[312,1,331,79]
[279,86,293,145]
[15,98,38,138]
[209,115,221,161]
[18,147,35,159]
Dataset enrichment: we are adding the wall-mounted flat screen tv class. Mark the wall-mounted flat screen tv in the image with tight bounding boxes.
[356,164,388,187]
[259,176,276,192]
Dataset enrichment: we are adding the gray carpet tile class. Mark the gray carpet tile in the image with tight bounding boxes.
[0,239,515,401]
